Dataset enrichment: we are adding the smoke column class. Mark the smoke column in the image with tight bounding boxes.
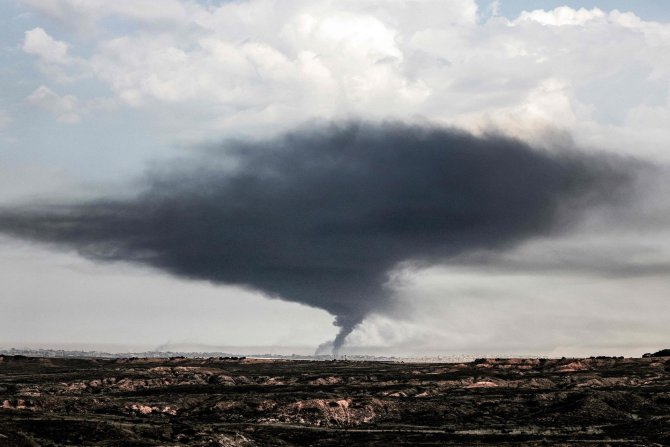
[0,122,633,353]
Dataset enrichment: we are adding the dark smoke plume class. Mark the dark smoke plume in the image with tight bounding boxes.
[0,122,632,353]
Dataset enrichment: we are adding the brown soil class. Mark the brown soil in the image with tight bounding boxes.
[0,355,668,446]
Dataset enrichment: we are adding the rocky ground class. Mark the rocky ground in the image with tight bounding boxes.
[0,355,668,446]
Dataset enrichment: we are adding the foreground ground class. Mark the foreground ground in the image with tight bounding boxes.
[0,355,668,446]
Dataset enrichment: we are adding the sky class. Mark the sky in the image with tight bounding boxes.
[0,0,669,357]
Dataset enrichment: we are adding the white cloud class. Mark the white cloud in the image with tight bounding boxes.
[24,85,116,123]
[18,1,664,160]
[487,0,500,17]
[516,6,607,26]
[19,0,192,34]
[22,27,70,65]
[21,27,88,83]
[27,85,80,123]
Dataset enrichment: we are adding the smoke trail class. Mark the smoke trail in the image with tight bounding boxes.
[0,121,633,352]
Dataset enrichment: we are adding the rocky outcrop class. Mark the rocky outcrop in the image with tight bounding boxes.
[0,356,668,446]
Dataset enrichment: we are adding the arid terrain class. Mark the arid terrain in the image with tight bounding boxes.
[1,354,668,446]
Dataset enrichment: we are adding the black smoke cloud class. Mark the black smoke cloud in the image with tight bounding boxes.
[0,122,633,352]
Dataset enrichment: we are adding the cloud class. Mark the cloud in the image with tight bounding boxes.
[15,1,670,162]
[486,0,500,17]
[516,7,607,26]
[22,27,70,65]
[27,85,80,123]
[0,121,635,352]
[18,0,192,34]
[20,27,87,82]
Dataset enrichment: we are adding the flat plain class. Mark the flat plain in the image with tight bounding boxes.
[0,355,668,446]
